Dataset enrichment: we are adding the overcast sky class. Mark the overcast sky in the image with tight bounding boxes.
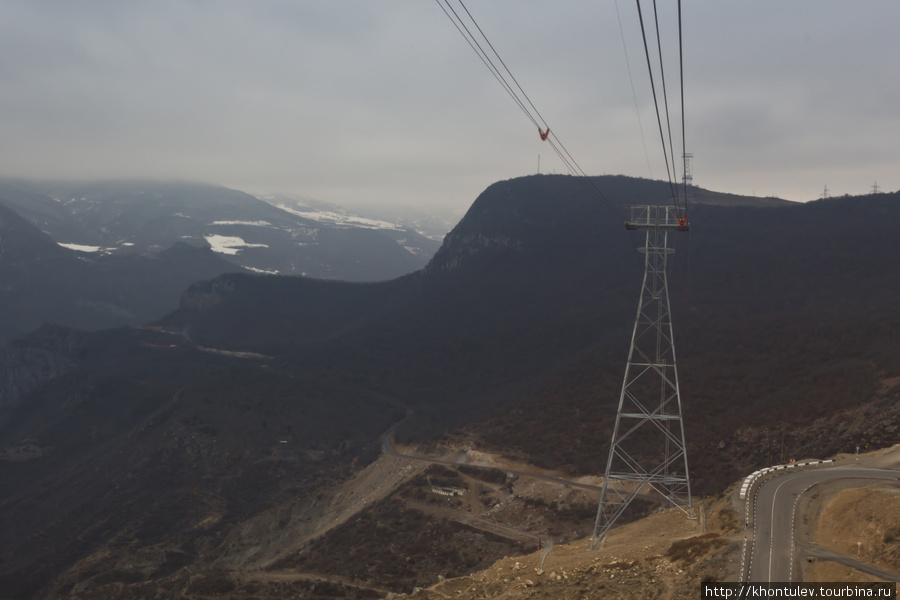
[1,1,897,211]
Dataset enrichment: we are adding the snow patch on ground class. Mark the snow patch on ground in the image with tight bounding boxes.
[274,203,399,230]
[58,242,102,253]
[211,220,273,227]
[204,235,269,255]
[243,265,280,275]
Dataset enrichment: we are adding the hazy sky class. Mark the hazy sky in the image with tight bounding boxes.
[1,1,897,210]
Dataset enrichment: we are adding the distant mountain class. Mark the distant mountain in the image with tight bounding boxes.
[162,175,793,360]
[262,194,463,242]
[0,199,243,344]
[2,174,899,599]
[0,179,441,281]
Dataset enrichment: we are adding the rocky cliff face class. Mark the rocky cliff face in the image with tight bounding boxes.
[423,176,586,274]
[178,274,238,311]
[426,231,525,273]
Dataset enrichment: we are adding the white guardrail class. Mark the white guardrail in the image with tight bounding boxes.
[738,460,834,500]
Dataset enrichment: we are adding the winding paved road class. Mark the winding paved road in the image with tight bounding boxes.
[747,463,900,582]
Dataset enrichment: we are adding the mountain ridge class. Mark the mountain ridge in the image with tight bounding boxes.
[0,198,243,345]
[0,178,441,281]
[1,174,898,599]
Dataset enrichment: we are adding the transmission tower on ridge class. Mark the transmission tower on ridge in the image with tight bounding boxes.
[591,205,692,549]
[681,153,694,207]
[682,153,693,187]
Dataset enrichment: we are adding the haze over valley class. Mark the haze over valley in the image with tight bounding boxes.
[0,178,450,343]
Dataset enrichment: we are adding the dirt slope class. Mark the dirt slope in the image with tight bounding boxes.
[398,498,740,600]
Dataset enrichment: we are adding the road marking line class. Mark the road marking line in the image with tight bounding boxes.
[769,474,801,581]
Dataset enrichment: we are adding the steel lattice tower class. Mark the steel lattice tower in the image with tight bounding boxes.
[591,205,692,549]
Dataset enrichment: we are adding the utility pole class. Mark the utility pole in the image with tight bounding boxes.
[872,181,880,194]
[591,205,692,549]
[821,185,830,200]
